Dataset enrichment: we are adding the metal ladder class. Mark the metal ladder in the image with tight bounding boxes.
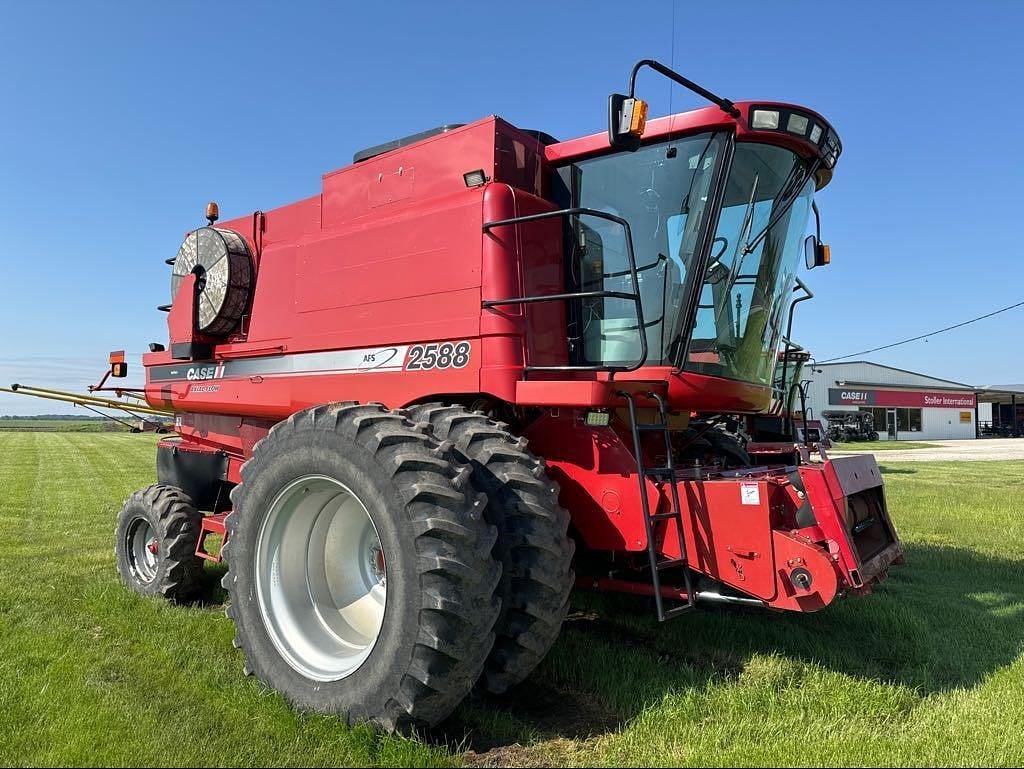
[619,391,696,621]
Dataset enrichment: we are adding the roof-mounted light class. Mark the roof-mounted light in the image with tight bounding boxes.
[751,108,780,129]
[786,113,809,136]
[748,105,842,169]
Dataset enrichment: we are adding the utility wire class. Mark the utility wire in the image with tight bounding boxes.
[818,299,1024,363]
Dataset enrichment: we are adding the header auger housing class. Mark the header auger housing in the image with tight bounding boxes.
[109,60,902,731]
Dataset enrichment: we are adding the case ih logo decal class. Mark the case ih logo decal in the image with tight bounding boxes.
[831,389,870,405]
[186,363,225,381]
[828,388,976,409]
[148,342,472,383]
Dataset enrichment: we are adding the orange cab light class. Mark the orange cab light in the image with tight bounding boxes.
[629,98,649,136]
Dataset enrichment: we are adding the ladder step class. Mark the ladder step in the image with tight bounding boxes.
[644,466,674,478]
[656,557,687,570]
[637,423,670,431]
[649,511,680,522]
[661,604,694,621]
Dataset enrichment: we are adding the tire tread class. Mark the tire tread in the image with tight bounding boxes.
[409,403,575,694]
[223,402,500,730]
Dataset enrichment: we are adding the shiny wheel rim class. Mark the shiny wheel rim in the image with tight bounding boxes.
[255,475,387,682]
[127,517,159,583]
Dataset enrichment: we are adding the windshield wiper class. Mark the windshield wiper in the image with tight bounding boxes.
[740,158,822,256]
[724,172,760,285]
[706,160,818,356]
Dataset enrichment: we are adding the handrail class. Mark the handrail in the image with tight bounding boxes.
[776,278,814,411]
[482,207,649,375]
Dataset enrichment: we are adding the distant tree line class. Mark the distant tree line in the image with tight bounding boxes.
[0,414,106,421]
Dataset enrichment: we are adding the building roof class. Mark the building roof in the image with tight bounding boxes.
[978,384,1024,393]
[812,360,974,389]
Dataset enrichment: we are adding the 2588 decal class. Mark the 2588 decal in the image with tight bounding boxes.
[405,341,471,371]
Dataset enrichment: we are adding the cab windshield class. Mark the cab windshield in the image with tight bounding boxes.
[557,135,816,386]
[686,142,815,385]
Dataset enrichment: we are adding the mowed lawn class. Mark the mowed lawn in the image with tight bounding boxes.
[834,441,940,451]
[0,419,121,433]
[1,433,1022,767]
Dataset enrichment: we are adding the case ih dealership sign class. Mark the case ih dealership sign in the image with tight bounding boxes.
[828,388,977,408]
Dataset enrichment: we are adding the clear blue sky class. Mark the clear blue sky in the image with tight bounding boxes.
[2,1,1022,415]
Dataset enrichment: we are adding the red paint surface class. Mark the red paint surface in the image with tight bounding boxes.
[137,94,899,613]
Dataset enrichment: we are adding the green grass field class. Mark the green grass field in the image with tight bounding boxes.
[1,433,1022,767]
[0,418,122,432]
[834,441,940,451]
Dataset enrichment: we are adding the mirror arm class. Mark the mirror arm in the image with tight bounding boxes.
[628,59,740,118]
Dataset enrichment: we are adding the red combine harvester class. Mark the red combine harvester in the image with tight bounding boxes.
[104,61,903,730]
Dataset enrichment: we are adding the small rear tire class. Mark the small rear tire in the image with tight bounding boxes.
[114,483,205,602]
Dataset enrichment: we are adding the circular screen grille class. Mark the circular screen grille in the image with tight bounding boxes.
[170,227,253,336]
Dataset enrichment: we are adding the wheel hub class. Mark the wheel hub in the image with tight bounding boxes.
[254,475,387,682]
[126,518,159,583]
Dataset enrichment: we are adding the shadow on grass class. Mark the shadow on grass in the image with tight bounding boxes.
[878,465,917,475]
[196,562,228,608]
[436,541,1024,754]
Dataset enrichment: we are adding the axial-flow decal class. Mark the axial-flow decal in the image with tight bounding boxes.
[148,341,473,383]
[149,344,411,383]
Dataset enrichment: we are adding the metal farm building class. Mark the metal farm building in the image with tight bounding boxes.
[803,361,979,441]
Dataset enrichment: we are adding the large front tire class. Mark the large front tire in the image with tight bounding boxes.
[223,403,501,731]
[409,404,575,694]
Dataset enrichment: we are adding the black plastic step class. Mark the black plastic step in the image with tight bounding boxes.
[656,557,687,570]
[637,423,670,431]
[650,511,680,522]
[661,604,694,621]
[644,466,674,478]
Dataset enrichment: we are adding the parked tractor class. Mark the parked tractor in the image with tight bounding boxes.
[99,60,903,731]
[824,410,881,443]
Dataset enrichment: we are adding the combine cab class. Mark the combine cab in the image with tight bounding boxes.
[100,60,903,730]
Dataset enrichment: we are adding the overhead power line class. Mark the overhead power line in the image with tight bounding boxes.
[818,299,1024,363]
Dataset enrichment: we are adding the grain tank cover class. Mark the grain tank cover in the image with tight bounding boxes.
[352,124,465,163]
[170,227,253,336]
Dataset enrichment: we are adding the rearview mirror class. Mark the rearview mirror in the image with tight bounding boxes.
[804,235,831,269]
[608,93,648,151]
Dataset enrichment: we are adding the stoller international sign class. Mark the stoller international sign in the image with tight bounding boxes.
[828,388,976,409]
